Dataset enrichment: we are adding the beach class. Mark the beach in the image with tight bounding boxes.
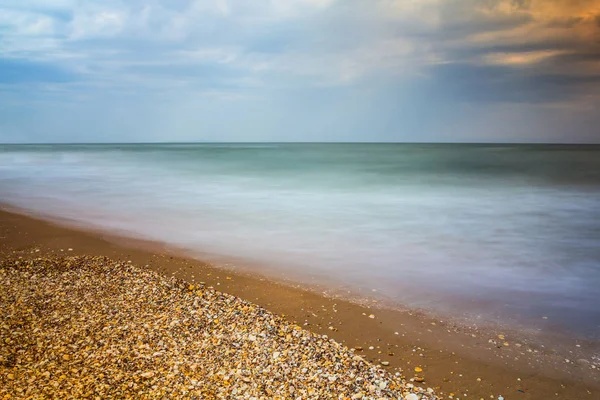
[1,208,599,399]
[2,0,600,395]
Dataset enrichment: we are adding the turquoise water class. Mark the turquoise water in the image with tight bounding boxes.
[1,143,599,338]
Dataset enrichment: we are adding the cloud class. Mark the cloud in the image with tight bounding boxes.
[1,0,599,143]
[68,7,127,40]
[478,49,568,66]
[430,62,600,104]
[3,0,598,86]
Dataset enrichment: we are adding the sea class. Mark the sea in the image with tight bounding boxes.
[1,143,599,339]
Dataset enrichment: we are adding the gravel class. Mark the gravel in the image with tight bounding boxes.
[0,255,439,399]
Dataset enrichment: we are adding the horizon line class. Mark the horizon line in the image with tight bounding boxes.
[2,141,600,146]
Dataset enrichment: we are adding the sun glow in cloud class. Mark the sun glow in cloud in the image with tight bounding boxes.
[480,50,568,66]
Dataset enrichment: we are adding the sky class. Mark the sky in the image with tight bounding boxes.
[0,0,599,143]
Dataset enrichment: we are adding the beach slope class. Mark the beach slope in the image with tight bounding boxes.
[1,255,435,399]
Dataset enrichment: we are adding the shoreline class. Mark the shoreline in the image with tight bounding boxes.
[1,207,599,399]
[2,204,596,345]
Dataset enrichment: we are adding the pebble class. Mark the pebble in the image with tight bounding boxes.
[0,255,439,399]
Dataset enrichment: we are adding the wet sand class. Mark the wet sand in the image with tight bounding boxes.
[1,208,599,399]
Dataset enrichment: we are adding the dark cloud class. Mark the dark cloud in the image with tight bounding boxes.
[436,4,532,37]
[399,0,600,106]
[429,62,600,103]
[553,49,600,64]
[545,16,584,28]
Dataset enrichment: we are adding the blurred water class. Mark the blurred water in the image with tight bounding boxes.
[1,143,599,337]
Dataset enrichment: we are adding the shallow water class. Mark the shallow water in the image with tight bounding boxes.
[1,143,599,338]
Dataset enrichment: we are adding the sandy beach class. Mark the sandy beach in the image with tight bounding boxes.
[1,208,599,399]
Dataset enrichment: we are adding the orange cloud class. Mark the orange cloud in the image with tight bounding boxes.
[480,49,568,66]
[470,0,600,45]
